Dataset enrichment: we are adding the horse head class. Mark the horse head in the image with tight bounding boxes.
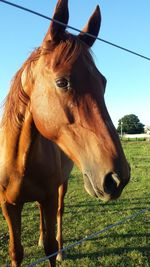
[21,0,130,201]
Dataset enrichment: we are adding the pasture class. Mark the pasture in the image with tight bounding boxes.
[0,141,150,267]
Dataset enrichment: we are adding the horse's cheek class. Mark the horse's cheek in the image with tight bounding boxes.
[31,94,61,140]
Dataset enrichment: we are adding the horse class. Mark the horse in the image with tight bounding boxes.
[0,0,130,266]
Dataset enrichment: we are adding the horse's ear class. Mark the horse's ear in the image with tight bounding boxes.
[78,5,101,47]
[42,0,69,46]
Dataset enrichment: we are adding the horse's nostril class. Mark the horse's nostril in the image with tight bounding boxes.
[104,172,120,195]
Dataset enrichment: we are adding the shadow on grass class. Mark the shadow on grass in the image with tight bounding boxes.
[65,246,150,260]
[64,231,150,243]
[64,202,150,215]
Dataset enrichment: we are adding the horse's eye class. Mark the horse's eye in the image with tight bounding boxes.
[56,78,69,90]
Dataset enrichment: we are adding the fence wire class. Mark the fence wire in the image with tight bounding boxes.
[0,1,149,266]
[0,0,150,61]
[26,207,150,267]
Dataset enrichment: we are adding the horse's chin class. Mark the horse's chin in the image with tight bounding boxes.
[83,174,118,202]
[83,174,98,198]
[84,183,98,198]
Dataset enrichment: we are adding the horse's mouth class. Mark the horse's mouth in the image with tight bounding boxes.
[83,173,104,199]
[83,173,122,202]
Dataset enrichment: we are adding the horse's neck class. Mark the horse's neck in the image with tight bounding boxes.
[3,109,34,177]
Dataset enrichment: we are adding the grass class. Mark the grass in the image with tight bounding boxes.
[0,141,150,266]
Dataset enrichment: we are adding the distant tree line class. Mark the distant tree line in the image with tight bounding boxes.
[117,114,144,134]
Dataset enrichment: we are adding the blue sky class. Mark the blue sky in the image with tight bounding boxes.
[0,0,150,127]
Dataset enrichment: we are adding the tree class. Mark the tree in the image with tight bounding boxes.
[117,114,144,134]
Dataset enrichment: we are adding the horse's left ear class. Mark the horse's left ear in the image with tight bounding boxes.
[42,0,69,46]
[78,5,101,47]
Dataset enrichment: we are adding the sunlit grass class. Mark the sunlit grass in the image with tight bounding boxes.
[0,141,150,266]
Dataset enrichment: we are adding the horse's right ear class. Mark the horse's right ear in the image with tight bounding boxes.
[42,0,69,47]
[78,5,101,47]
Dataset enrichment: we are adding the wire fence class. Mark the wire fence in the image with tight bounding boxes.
[0,0,150,61]
[0,1,149,266]
[26,207,150,266]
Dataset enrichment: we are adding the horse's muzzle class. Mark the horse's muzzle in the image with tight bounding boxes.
[83,171,129,201]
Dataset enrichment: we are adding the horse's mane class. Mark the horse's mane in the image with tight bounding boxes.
[1,48,41,130]
[1,33,94,131]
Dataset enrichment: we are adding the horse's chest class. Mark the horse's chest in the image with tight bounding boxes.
[21,160,61,201]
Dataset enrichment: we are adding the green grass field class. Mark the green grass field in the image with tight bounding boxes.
[0,141,150,267]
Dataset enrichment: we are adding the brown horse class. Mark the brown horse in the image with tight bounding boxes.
[0,0,130,266]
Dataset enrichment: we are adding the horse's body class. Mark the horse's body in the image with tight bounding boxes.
[0,127,73,264]
[0,1,130,266]
[0,130,72,199]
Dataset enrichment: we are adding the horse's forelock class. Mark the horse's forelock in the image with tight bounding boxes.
[42,33,93,71]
